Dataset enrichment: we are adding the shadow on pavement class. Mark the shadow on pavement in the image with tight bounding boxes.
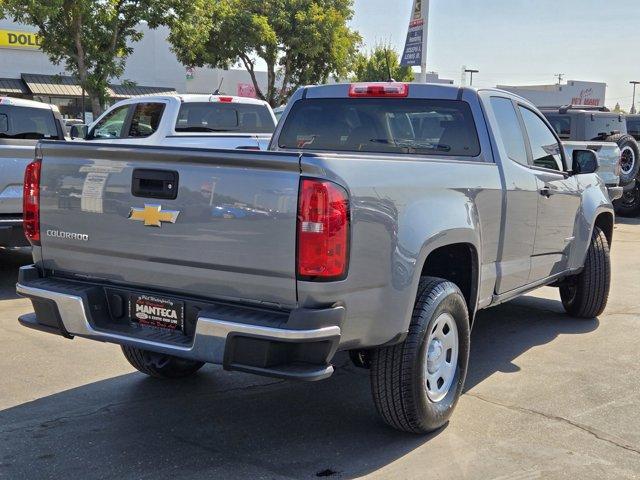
[615,216,640,226]
[0,294,599,479]
[0,248,32,300]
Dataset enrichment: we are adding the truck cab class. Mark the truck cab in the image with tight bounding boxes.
[71,94,277,150]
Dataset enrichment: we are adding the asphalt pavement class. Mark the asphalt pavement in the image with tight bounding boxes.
[1,220,639,479]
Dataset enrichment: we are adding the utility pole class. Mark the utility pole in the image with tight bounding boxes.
[631,81,640,114]
[465,69,479,86]
[555,73,564,85]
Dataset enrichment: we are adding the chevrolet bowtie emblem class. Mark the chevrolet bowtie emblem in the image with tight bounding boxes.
[128,204,180,227]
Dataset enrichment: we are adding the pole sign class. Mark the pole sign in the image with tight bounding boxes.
[401,0,428,67]
[0,29,42,50]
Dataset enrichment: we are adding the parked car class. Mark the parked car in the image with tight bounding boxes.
[17,83,613,434]
[70,94,277,150]
[541,105,638,205]
[0,97,66,249]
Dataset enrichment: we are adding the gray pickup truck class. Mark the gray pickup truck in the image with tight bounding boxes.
[0,97,67,248]
[17,83,614,434]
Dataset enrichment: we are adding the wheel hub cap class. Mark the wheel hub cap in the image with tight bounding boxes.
[424,312,459,403]
[621,146,636,175]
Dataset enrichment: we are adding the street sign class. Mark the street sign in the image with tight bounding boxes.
[401,0,429,69]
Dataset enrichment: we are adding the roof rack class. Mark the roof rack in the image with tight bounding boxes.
[558,104,610,114]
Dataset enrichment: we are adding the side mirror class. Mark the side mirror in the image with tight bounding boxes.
[70,124,88,140]
[572,149,599,175]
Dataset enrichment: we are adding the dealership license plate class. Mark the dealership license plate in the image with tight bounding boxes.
[129,293,184,332]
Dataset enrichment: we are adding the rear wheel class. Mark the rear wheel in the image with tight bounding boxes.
[560,226,611,319]
[121,345,205,379]
[370,277,470,434]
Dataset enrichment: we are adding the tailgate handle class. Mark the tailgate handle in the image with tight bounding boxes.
[132,169,179,200]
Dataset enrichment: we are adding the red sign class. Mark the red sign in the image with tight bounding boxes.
[571,88,601,106]
[237,83,257,98]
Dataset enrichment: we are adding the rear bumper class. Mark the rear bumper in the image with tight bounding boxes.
[0,216,28,248]
[16,265,344,381]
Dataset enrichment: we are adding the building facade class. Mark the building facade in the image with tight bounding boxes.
[497,80,607,108]
[0,19,268,120]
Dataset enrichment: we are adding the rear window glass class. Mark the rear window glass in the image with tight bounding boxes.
[0,105,59,140]
[544,114,571,138]
[278,98,481,157]
[175,102,275,134]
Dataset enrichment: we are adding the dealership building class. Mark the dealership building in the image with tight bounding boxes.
[0,19,268,121]
[497,80,607,108]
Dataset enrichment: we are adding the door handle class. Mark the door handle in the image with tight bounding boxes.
[539,186,552,198]
[132,169,179,200]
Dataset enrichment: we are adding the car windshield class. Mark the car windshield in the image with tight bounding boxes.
[175,102,275,134]
[278,98,481,157]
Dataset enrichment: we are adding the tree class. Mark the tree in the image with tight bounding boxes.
[0,0,200,115]
[169,0,361,107]
[352,45,414,83]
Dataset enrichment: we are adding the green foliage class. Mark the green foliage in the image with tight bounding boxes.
[352,45,414,83]
[0,0,200,114]
[169,0,362,107]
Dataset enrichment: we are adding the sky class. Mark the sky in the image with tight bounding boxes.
[351,0,640,108]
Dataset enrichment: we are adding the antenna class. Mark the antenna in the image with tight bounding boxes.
[384,47,395,82]
[555,73,564,85]
[213,77,224,95]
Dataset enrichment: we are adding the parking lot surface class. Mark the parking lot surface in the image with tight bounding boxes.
[1,220,639,480]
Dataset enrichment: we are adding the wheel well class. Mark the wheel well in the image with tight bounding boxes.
[594,213,614,245]
[421,243,478,321]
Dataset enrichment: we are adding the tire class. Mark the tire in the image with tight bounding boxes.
[121,345,205,379]
[370,277,470,434]
[560,226,611,319]
[613,183,640,217]
[605,134,640,186]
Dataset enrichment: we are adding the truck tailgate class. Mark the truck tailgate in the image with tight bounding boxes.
[38,142,301,307]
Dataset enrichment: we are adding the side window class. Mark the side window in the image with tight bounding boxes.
[128,103,165,138]
[91,105,130,139]
[0,114,7,133]
[490,97,528,165]
[519,107,563,171]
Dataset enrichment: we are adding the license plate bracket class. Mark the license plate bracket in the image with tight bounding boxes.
[128,293,184,332]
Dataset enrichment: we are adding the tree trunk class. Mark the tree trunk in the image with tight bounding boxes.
[89,95,102,118]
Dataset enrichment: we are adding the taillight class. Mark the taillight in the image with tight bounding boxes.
[23,159,41,245]
[218,96,234,103]
[349,82,409,98]
[297,179,349,280]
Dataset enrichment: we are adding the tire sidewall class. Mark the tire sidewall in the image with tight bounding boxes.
[412,285,470,431]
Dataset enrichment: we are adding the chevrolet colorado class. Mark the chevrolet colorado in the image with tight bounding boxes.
[17,83,614,433]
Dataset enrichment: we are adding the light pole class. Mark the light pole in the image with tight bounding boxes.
[631,81,640,114]
[465,69,479,86]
